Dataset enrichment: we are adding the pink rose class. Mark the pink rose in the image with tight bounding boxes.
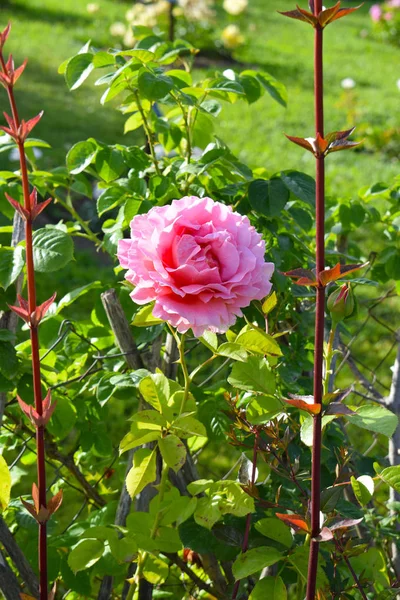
[370,4,382,21]
[384,10,394,19]
[388,0,400,8]
[118,196,274,337]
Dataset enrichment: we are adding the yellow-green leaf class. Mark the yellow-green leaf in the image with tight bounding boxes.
[0,455,11,512]
[159,434,186,473]
[126,448,157,499]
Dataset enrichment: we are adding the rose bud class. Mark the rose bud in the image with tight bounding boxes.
[327,283,354,324]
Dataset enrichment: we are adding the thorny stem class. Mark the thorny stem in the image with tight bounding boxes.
[169,327,191,415]
[231,431,259,599]
[307,2,325,598]
[133,89,161,176]
[0,53,48,599]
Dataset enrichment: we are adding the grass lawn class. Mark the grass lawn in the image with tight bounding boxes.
[0,0,399,196]
[220,0,400,193]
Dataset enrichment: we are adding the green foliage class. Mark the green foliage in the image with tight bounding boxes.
[232,547,282,579]
[32,228,74,273]
[0,456,11,512]
[249,576,287,600]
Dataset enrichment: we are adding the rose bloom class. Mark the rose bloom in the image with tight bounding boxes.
[221,24,245,49]
[370,4,382,21]
[118,196,274,337]
[223,0,248,16]
[110,21,126,37]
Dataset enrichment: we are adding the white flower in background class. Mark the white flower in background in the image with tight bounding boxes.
[110,21,127,37]
[123,27,136,48]
[223,0,248,16]
[341,77,356,90]
[397,79,400,91]
[126,1,170,28]
[221,24,244,49]
[177,0,215,22]
[86,3,99,14]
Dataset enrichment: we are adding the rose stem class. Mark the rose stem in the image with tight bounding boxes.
[0,53,48,600]
[306,1,325,598]
[231,431,259,599]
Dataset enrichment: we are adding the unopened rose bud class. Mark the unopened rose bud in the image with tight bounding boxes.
[327,284,354,324]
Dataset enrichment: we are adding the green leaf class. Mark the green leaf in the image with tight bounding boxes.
[139,373,169,412]
[92,52,115,69]
[247,396,283,425]
[0,246,24,290]
[171,415,207,438]
[159,434,186,473]
[194,497,221,530]
[55,281,102,314]
[248,178,289,217]
[32,228,74,272]
[228,356,276,394]
[47,396,77,440]
[187,480,214,495]
[116,49,155,63]
[97,187,125,217]
[0,341,18,380]
[130,410,168,429]
[95,148,125,183]
[232,547,282,579]
[239,74,262,104]
[376,465,400,493]
[288,546,328,589]
[126,447,157,499]
[351,475,374,507]
[133,304,164,327]
[236,329,282,357]
[217,342,248,362]
[300,415,335,447]
[120,428,161,454]
[200,330,218,351]
[255,518,293,548]
[66,140,97,174]
[262,292,278,315]
[142,555,169,585]
[250,576,287,600]
[178,519,235,560]
[280,170,316,206]
[161,495,197,526]
[0,456,11,512]
[65,53,94,91]
[109,536,138,563]
[68,539,104,573]
[345,404,398,438]
[124,112,144,133]
[138,71,174,100]
[256,72,287,107]
[349,547,389,589]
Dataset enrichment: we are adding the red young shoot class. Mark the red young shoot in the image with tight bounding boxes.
[0,22,58,600]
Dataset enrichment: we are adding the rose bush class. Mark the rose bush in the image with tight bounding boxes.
[118,195,274,336]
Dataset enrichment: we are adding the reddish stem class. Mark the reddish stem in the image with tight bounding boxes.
[231,432,259,599]
[306,3,325,599]
[334,536,368,600]
[0,55,48,600]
